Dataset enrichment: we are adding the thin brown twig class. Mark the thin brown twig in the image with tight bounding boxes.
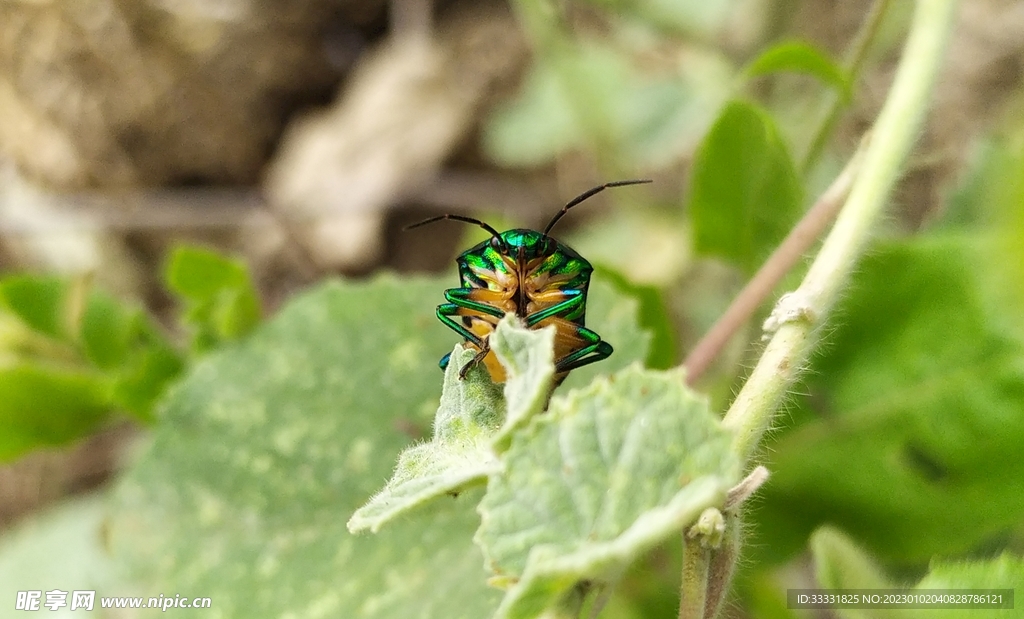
[682,137,868,386]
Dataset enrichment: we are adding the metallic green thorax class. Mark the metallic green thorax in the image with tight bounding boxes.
[456,229,592,322]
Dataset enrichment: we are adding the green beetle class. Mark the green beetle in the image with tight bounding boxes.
[407,180,650,383]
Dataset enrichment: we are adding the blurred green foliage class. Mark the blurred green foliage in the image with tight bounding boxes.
[0,244,260,462]
[752,235,1024,564]
[810,527,1024,619]
[0,275,181,460]
[164,245,261,353]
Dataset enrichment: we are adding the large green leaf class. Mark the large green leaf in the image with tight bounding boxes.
[111,273,648,617]
[475,366,739,618]
[752,236,1024,565]
[688,100,803,272]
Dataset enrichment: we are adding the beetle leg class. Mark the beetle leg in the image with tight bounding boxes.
[444,288,506,318]
[437,303,485,347]
[437,301,499,376]
[554,326,613,373]
[458,337,491,380]
[524,290,584,326]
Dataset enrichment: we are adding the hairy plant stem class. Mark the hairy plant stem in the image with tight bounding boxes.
[723,0,958,463]
[679,1,957,617]
[800,0,894,175]
[679,539,710,619]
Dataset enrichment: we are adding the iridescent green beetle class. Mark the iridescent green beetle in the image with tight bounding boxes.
[407,180,651,384]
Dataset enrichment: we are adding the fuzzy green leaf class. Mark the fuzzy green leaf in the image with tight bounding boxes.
[475,366,739,619]
[111,276,502,618]
[490,318,556,449]
[351,317,577,533]
[348,344,506,534]
[743,40,850,99]
[111,274,647,618]
[689,100,803,272]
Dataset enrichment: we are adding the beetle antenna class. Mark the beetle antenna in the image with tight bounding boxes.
[404,214,508,251]
[543,179,652,236]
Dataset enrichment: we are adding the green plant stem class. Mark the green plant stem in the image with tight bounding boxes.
[722,0,958,463]
[679,539,709,619]
[800,0,894,174]
[701,515,741,619]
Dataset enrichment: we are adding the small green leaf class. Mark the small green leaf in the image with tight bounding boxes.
[810,527,894,591]
[0,364,111,461]
[109,335,184,420]
[689,100,804,272]
[350,318,557,533]
[164,245,261,352]
[743,40,850,100]
[490,318,556,449]
[475,366,739,618]
[78,293,132,369]
[80,295,183,419]
[348,344,506,534]
[483,60,583,167]
[0,276,67,339]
